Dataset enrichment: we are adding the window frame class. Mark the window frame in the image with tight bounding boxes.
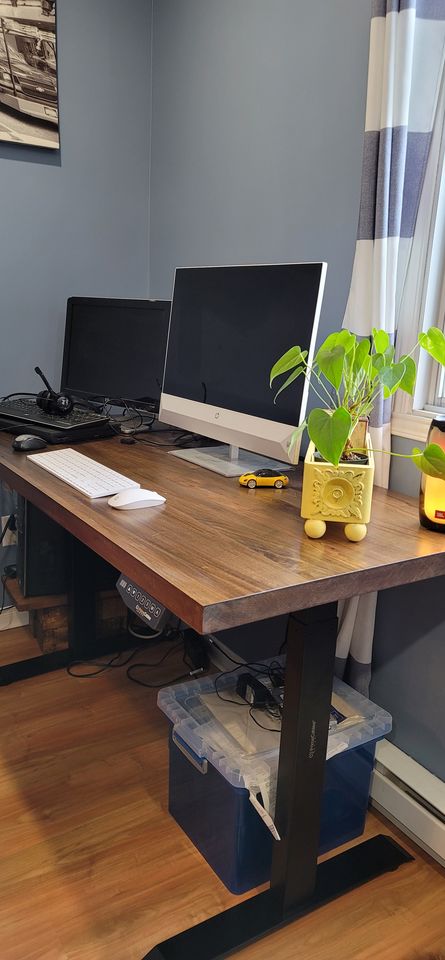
[392,100,445,444]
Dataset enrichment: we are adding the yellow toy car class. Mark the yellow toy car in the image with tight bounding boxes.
[239,469,289,489]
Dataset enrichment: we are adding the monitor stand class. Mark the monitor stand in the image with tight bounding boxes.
[169,444,290,478]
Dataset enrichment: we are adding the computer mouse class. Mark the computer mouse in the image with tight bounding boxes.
[108,488,166,510]
[12,435,48,452]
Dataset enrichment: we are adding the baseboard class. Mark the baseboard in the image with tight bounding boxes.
[0,609,29,632]
[370,740,445,867]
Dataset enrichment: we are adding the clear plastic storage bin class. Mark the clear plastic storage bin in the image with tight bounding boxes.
[158,664,391,894]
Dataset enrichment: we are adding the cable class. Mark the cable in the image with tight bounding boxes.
[214,664,249,705]
[0,580,6,616]
[0,569,15,616]
[67,614,184,679]
[0,514,15,546]
[126,630,209,689]
[208,637,276,674]
[127,622,162,641]
[213,660,280,704]
[103,397,144,437]
[248,707,281,733]
[103,396,163,440]
[131,431,187,448]
[0,545,16,615]
[67,646,141,678]
[0,392,40,402]
[126,639,191,688]
[212,654,284,734]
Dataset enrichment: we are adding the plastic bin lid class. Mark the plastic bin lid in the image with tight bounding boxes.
[158,660,391,817]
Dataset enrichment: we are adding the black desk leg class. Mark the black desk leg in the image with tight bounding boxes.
[68,536,98,660]
[143,602,412,960]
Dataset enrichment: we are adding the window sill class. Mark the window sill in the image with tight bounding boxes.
[391,412,431,443]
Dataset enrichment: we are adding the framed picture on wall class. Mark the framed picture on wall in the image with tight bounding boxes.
[0,0,59,150]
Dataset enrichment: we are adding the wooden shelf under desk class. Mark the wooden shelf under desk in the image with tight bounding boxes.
[4,579,128,654]
[5,578,122,613]
[5,577,68,611]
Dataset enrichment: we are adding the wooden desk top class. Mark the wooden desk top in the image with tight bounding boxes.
[1,433,444,633]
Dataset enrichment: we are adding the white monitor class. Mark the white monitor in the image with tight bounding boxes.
[159,262,327,476]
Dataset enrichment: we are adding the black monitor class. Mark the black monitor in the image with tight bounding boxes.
[61,297,171,412]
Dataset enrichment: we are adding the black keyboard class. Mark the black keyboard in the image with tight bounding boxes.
[0,398,109,431]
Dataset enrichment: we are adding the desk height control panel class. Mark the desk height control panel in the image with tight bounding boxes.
[117,574,169,631]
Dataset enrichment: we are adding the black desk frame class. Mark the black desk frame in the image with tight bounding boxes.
[1,490,411,958]
[144,604,410,960]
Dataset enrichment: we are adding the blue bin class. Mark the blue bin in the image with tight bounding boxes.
[159,670,391,895]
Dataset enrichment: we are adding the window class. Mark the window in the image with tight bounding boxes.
[392,90,445,443]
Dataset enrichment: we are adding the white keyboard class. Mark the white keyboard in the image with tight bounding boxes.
[27,448,140,499]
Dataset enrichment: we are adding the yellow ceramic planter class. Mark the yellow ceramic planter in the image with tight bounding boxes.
[301,435,375,541]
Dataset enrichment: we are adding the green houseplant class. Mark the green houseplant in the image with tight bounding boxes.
[270,326,445,540]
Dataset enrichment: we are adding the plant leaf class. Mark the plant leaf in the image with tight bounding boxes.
[352,338,370,376]
[288,421,307,462]
[412,443,445,479]
[418,328,445,366]
[316,345,345,391]
[270,346,308,386]
[307,407,352,467]
[371,353,385,376]
[362,353,373,380]
[378,362,406,398]
[317,329,355,358]
[273,365,305,403]
[372,328,390,355]
[398,355,416,395]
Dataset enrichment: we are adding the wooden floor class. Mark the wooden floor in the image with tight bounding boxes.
[0,630,444,960]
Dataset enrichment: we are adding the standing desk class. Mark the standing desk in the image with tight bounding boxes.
[1,432,444,960]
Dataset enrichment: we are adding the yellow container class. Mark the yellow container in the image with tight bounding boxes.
[301,435,375,541]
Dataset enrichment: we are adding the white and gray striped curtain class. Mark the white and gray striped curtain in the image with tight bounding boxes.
[337,0,445,694]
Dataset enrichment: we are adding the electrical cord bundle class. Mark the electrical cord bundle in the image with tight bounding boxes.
[96,395,195,447]
[102,397,156,437]
[66,619,205,690]
[129,429,199,449]
[66,610,172,678]
[126,628,208,688]
[209,637,284,732]
[126,640,197,689]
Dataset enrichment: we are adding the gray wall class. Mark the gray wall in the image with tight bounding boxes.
[149,0,371,346]
[147,0,445,781]
[0,0,152,395]
[389,436,424,497]
[371,432,445,781]
[371,572,445,781]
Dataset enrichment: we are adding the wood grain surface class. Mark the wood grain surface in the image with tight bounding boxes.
[6,577,68,611]
[0,634,443,960]
[1,434,445,633]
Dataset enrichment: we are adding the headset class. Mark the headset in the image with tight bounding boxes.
[35,366,74,416]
